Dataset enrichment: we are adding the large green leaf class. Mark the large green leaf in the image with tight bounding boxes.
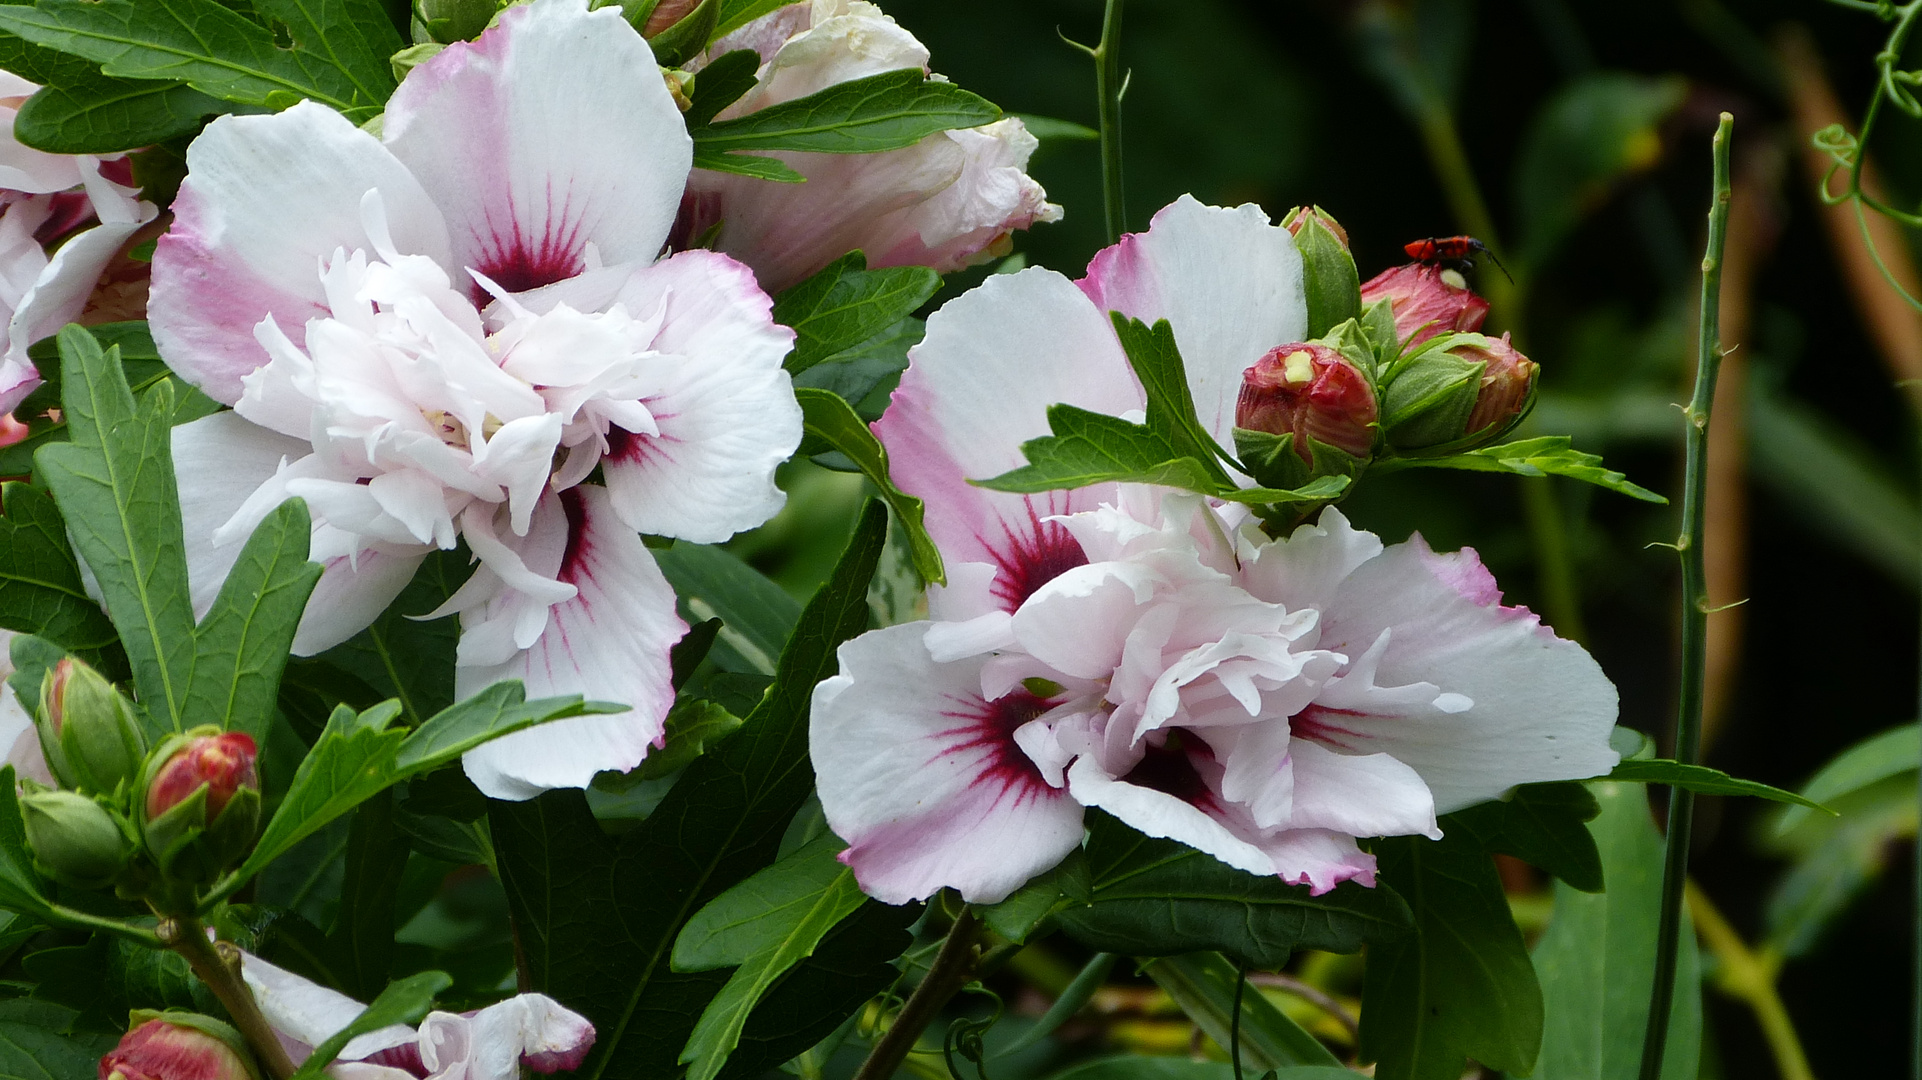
[654,543,801,676]
[1774,722,1919,836]
[184,497,323,742]
[1046,1061,1355,1080]
[1143,951,1341,1069]
[249,0,402,108]
[0,1000,115,1080]
[1111,315,1233,486]
[790,316,922,418]
[673,834,867,1080]
[493,501,889,1079]
[328,789,405,1003]
[0,0,380,115]
[693,68,998,155]
[35,325,195,735]
[1055,812,1413,968]
[1372,435,1665,503]
[1606,758,1830,811]
[793,387,942,585]
[773,252,939,377]
[1531,782,1700,1080]
[1444,782,1602,892]
[0,482,119,660]
[13,74,222,154]
[1358,831,1541,1080]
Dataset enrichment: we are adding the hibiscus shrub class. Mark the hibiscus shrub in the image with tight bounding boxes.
[0,0,1858,1079]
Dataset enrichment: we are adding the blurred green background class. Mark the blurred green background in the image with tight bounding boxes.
[729,0,1922,1073]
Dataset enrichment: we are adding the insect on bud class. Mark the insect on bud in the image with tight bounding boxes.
[1359,263,1489,349]
[36,656,147,795]
[20,789,132,889]
[1236,344,1378,462]
[100,1016,258,1080]
[140,729,261,884]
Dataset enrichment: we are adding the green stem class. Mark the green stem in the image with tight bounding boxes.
[1519,479,1588,643]
[1637,111,1733,1080]
[161,916,298,1080]
[1094,0,1126,243]
[852,909,983,1080]
[1685,881,1814,1080]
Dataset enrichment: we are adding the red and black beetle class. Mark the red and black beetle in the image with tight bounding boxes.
[1403,234,1512,281]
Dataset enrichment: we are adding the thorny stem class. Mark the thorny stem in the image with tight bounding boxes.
[161,916,298,1080]
[852,909,985,1080]
[1637,111,1733,1080]
[1095,0,1126,243]
[1685,881,1815,1080]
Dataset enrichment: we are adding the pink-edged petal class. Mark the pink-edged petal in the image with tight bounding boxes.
[1254,828,1377,894]
[596,250,798,542]
[875,267,1139,607]
[458,484,685,800]
[810,623,1084,904]
[465,994,596,1076]
[237,950,417,1061]
[1078,195,1306,452]
[1284,740,1438,839]
[1312,536,1620,813]
[151,102,453,404]
[7,213,154,368]
[384,0,691,290]
[1065,744,1272,877]
[0,355,35,415]
[863,120,1061,277]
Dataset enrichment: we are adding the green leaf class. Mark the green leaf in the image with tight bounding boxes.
[290,971,452,1080]
[1358,831,1542,1080]
[1055,811,1413,968]
[711,0,786,39]
[773,252,939,377]
[1045,1060,1355,1080]
[315,548,471,724]
[13,75,223,154]
[790,316,922,418]
[1605,759,1832,812]
[793,387,944,585]
[0,482,120,658]
[1774,723,1918,836]
[635,697,744,781]
[643,0,715,68]
[654,542,800,676]
[694,68,998,155]
[0,0,381,114]
[1374,435,1666,503]
[1287,209,1360,340]
[978,848,1090,944]
[35,325,196,736]
[683,47,759,128]
[1531,781,1701,1080]
[393,682,620,774]
[1009,112,1098,142]
[1143,951,1342,1069]
[1110,315,1234,485]
[674,835,867,1080]
[690,147,805,183]
[1762,767,1916,958]
[1443,782,1603,892]
[0,767,54,921]
[184,497,323,742]
[0,1000,115,1080]
[253,0,403,108]
[329,789,405,1002]
[493,502,890,1079]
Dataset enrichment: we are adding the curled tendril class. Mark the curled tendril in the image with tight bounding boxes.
[942,984,1005,1080]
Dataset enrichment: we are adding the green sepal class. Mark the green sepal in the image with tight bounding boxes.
[1284,207,1360,339]
[35,657,146,796]
[645,0,717,67]
[1358,297,1403,372]
[19,788,133,889]
[417,0,497,42]
[1232,428,1368,493]
[137,727,261,885]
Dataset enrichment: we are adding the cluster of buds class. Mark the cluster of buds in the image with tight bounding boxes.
[1229,209,1540,491]
[15,656,258,901]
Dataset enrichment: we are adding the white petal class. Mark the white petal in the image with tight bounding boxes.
[237,950,416,1061]
[1284,741,1438,839]
[7,214,153,369]
[151,101,453,404]
[598,251,799,542]
[465,994,596,1076]
[1010,560,1159,681]
[292,549,429,656]
[1065,751,1274,877]
[810,623,1083,904]
[1078,195,1306,452]
[383,0,690,288]
[1237,505,1383,615]
[173,412,314,621]
[459,485,684,799]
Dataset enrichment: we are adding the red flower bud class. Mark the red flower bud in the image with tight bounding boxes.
[100,1019,255,1080]
[1458,333,1538,436]
[1359,263,1489,348]
[1236,344,1378,463]
[145,733,257,823]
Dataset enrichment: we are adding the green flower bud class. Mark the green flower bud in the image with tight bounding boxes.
[139,728,261,885]
[1282,206,1359,339]
[1379,332,1538,452]
[35,657,146,795]
[20,789,133,889]
[417,0,499,43]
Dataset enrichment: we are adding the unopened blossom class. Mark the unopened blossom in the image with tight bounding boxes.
[811,197,1620,902]
[152,0,801,798]
[1358,261,1488,349]
[1236,342,1378,461]
[100,1018,255,1080]
[676,0,1060,291]
[0,70,156,416]
[238,950,593,1080]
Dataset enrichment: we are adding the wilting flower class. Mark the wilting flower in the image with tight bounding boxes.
[238,950,593,1080]
[811,197,1620,903]
[1358,261,1488,350]
[677,0,1060,291]
[0,70,156,415]
[100,1017,256,1080]
[152,0,801,799]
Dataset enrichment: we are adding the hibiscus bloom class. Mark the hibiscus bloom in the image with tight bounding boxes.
[676,0,1060,291]
[810,197,1619,903]
[238,949,593,1080]
[0,69,156,415]
[151,0,801,799]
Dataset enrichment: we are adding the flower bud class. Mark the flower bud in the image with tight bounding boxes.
[417,0,497,42]
[1359,262,1489,349]
[21,789,132,889]
[36,657,146,795]
[1379,332,1538,451]
[640,0,701,36]
[140,729,260,884]
[1283,207,1359,339]
[1233,343,1377,490]
[100,1016,257,1080]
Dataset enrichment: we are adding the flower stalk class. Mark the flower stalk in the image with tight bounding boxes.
[1095,0,1125,242]
[852,909,985,1080]
[1637,110,1734,1080]
[159,916,298,1080]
